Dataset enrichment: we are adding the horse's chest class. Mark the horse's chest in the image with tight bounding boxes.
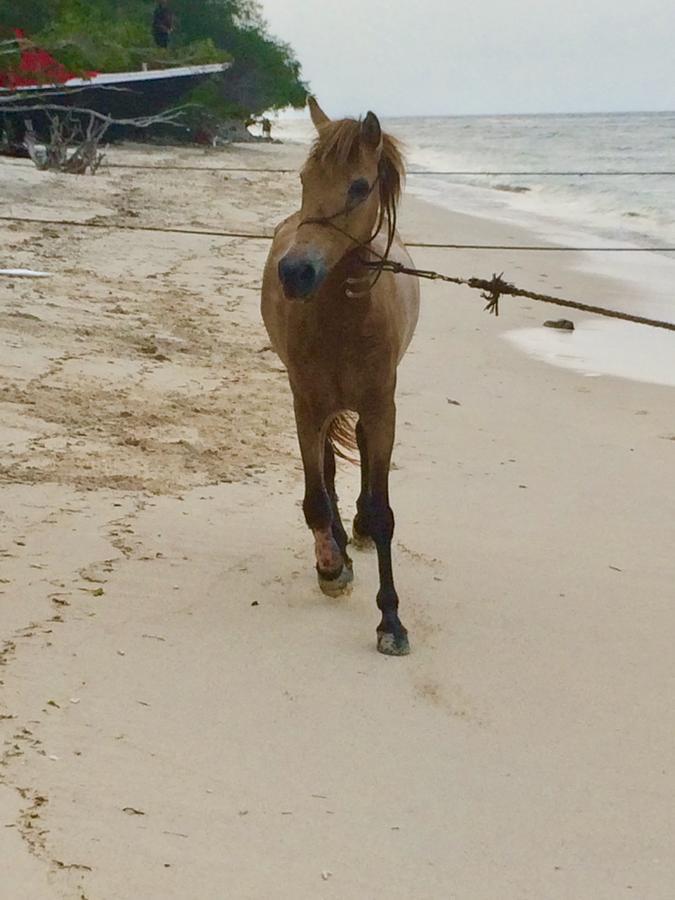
[294,313,382,367]
[287,310,389,403]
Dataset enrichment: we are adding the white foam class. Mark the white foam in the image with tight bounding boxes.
[505,319,675,388]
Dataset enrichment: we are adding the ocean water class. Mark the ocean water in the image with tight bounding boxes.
[389,112,675,254]
[275,112,675,386]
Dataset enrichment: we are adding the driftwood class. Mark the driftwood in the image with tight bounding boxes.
[24,111,108,174]
[3,102,187,174]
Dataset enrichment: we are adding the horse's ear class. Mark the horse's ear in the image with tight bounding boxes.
[308,96,330,130]
[361,111,382,151]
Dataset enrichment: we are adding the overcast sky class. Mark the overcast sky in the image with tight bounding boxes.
[260,0,675,118]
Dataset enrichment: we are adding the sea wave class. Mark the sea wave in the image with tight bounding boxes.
[388,111,675,254]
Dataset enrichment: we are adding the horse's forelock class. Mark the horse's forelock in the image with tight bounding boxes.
[307,118,405,210]
[307,119,358,169]
[379,133,405,206]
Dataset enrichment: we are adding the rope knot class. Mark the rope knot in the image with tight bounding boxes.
[467,272,511,316]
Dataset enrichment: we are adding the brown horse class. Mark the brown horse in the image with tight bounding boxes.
[261,97,420,655]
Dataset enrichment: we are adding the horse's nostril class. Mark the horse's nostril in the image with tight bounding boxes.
[279,255,321,298]
[278,257,293,281]
[299,263,315,285]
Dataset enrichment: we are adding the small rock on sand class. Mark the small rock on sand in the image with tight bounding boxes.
[543,318,575,330]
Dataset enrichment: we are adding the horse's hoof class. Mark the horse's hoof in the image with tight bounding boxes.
[318,563,354,597]
[377,630,411,656]
[351,523,374,551]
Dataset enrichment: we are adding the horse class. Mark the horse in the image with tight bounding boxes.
[261,97,420,655]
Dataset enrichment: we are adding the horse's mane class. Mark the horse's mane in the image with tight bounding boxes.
[307,118,405,209]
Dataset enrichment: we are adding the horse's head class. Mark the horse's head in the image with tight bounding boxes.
[278,97,404,301]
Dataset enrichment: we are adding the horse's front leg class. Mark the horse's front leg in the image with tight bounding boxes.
[323,438,351,569]
[358,400,410,655]
[294,399,353,597]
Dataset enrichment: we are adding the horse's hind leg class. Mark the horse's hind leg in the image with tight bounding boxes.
[353,420,375,550]
[294,400,353,597]
[358,402,409,656]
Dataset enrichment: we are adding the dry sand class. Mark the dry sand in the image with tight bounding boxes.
[1,139,674,899]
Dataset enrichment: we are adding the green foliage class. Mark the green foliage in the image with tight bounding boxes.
[172,0,307,116]
[0,0,306,118]
[0,0,53,35]
[37,5,150,73]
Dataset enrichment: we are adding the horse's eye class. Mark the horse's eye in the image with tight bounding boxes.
[348,178,370,202]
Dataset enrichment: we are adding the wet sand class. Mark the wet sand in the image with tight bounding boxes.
[1,141,674,899]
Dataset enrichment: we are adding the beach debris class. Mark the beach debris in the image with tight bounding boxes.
[122,807,145,816]
[494,183,530,194]
[48,754,59,761]
[117,649,126,656]
[543,318,575,331]
[0,268,51,278]
[321,871,333,881]
[79,564,109,584]
[53,860,92,872]
[69,697,81,704]
[446,398,462,406]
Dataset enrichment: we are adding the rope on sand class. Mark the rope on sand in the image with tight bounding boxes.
[6,161,675,176]
[2,214,674,332]
[2,215,675,252]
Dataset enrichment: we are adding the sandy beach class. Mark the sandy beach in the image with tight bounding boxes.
[1,139,674,899]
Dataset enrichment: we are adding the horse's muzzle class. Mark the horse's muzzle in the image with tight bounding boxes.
[278,251,326,300]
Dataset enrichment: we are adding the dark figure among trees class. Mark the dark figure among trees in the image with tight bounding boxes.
[152,0,174,49]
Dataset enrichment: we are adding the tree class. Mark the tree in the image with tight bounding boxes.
[171,0,307,117]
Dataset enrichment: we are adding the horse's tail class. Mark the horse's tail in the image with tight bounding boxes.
[327,411,359,465]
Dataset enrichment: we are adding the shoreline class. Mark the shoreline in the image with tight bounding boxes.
[1,141,675,899]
